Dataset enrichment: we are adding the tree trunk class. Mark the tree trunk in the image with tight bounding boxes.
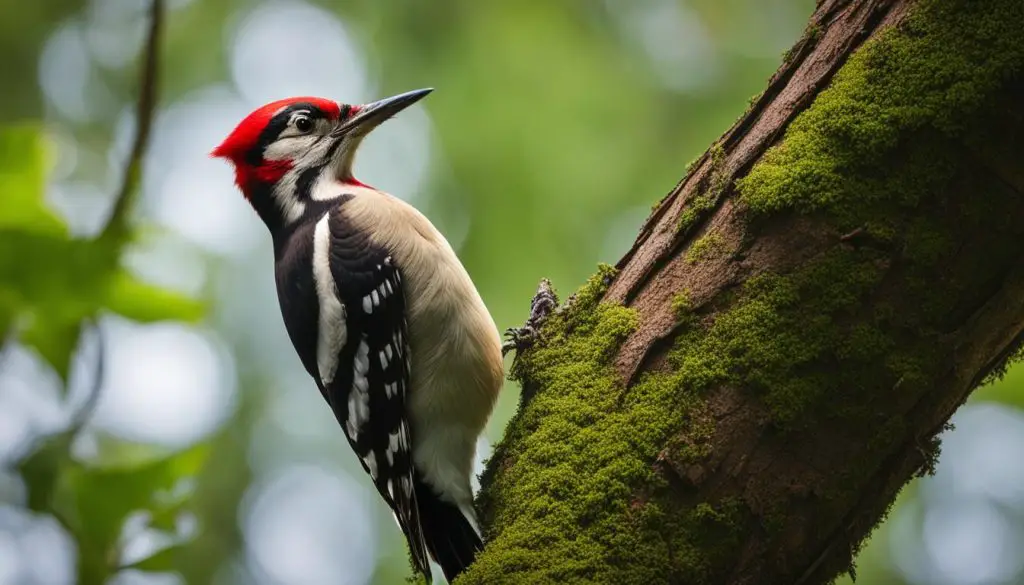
[464,0,1024,583]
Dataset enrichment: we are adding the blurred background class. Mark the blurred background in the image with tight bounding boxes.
[1,0,1022,584]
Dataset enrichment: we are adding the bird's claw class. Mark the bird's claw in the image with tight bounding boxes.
[501,279,558,357]
[501,327,530,356]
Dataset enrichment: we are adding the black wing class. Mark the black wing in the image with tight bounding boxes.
[320,209,431,577]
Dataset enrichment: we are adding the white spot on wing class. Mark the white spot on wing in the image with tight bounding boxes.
[387,429,401,463]
[379,349,389,368]
[353,375,368,392]
[371,289,380,306]
[363,451,378,478]
[354,340,369,375]
[345,400,358,439]
[312,213,346,385]
[347,338,370,436]
[362,294,373,314]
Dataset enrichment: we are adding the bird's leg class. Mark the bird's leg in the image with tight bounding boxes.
[502,278,558,356]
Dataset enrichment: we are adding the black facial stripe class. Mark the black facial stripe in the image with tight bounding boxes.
[244,102,330,166]
[296,165,322,200]
[325,132,346,160]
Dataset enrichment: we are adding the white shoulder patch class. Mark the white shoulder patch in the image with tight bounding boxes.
[312,213,347,385]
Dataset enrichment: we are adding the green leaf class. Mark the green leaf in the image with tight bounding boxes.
[79,441,208,502]
[19,315,82,382]
[43,441,210,582]
[19,435,210,582]
[17,430,76,513]
[0,127,205,383]
[0,286,17,339]
[104,269,204,323]
[148,500,187,532]
[0,125,66,237]
[122,544,184,572]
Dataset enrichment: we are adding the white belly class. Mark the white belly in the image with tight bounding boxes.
[403,247,503,505]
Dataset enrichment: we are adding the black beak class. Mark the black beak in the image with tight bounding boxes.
[332,88,433,137]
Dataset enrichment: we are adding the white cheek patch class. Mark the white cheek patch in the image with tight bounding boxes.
[309,172,345,202]
[267,135,335,224]
[272,177,307,224]
[263,135,319,162]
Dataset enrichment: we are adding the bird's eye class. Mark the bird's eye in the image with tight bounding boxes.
[294,115,314,133]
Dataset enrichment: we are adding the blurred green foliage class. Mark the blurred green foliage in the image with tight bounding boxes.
[0,126,202,380]
[2,0,1022,584]
[0,118,206,583]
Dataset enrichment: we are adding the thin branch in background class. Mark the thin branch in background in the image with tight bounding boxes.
[71,0,164,431]
[101,0,165,242]
[68,319,106,435]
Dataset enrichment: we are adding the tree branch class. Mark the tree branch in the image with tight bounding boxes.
[101,0,164,242]
[67,320,106,435]
[468,0,1024,583]
[73,0,164,432]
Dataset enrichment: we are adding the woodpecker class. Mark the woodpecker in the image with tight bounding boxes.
[212,89,503,582]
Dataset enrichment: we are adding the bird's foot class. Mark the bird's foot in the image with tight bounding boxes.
[502,279,558,357]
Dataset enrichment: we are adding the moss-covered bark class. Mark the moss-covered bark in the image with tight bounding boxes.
[465,0,1024,583]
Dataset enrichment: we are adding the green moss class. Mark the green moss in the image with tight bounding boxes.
[737,0,1024,224]
[471,266,754,584]
[471,253,891,583]
[671,290,692,322]
[669,248,889,427]
[677,143,728,234]
[807,23,822,43]
[685,232,727,264]
[473,258,892,583]
[903,218,952,265]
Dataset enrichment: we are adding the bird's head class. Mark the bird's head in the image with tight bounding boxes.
[212,88,432,229]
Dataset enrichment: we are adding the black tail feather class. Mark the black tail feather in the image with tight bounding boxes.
[414,475,483,582]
